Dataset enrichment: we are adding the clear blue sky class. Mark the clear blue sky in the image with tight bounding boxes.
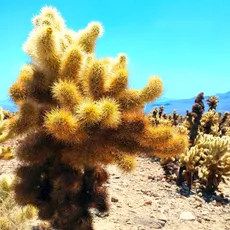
[0,0,230,101]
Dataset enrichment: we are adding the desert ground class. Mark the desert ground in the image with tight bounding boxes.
[1,151,230,230]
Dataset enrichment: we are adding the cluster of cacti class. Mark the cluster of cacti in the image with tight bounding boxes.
[148,106,183,127]
[0,6,188,230]
[0,107,13,160]
[180,94,230,193]
[150,93,230,194]
[196,134,230,192]
[178,132,230,192]
[148,106,168,126]
[148,106,188,178]
[0,175,37,230]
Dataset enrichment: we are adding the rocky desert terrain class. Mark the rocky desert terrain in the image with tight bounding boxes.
[1,153,230,230]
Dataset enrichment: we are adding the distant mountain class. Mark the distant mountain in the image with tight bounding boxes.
[145,91,230,115]
[0,91,230,115]
[0,99,18,112]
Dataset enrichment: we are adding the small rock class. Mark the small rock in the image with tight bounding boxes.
[201,211,209,215]
[144,200,152,205]
[197,218,202,223]
[126,219,132,225]
[224,216,230,221]
[111,197,119,202]
[193,195,204,203]
[164,183,171,188]
[148,176,155,180]
[198,192,203,197]
[128,203,133,208]
[150,220,166,229]
[194,202,202,208]
[95,211,109,217]
[129,209,136,214]
[180,211,196,221]
[158,214,168,222]
[203,216,211,221]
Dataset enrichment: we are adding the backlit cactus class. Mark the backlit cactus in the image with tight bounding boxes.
[0,175,37,230]
[1,6,188,230]
[0,146,13,160]
[178,144,202,189]
[206,95,219,111]
[219,112,230,136]
[183,92,205,146]
[148,106,171,126]
[0,107,13,160]
[179,145,201,174]
[0,107,8,141]
[196,134,230,193]
[200,109,219,135]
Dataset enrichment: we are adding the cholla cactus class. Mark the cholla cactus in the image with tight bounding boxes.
[185,92,205,146]
[178,145,202,189]
[0,107,13,160]
[206,95,219,111]
[172,109,182,126]
[174,93,230,194]
[0,175,37,230]
[223,127,230,136]
[2,110,14,120]
[178,93,205,188]
[196,134,230,193]
[218,112,230,136]
[1,6,188,230]
[0,146,13,160]
[0,175,13,200]
[148,106,172,126]
[175,125,189,136]
[179,145,201,173]
[0,107,8,141]
[200,109,219,135]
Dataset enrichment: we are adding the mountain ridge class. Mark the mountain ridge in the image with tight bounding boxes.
[145,91,230,115]
[0,91,229,115]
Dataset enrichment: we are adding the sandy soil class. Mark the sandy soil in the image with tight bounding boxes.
[1,153,230,230]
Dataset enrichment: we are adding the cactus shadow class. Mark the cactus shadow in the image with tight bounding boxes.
[201,192,230,205]
[176,182,195,198]
[176,182,230,205]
